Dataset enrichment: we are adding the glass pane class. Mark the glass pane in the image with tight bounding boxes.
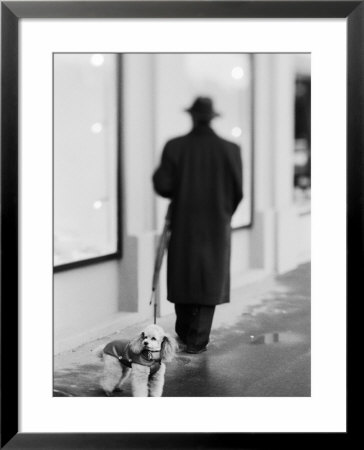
[155,54,253,228]
[184,54,253,227]
[294,74,311,204]
[54,54,119,267]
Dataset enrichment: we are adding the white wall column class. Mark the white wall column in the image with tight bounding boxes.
[123,54,156,236]
[122,55,159,319]
[249,54,276,273]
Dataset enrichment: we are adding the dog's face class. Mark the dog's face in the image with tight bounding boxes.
[141,324,165,351]
[129,324,177,362]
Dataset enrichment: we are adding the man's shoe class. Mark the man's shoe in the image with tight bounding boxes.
[176,335,186,344]
[175,335,187,352]
[185,345,207,354]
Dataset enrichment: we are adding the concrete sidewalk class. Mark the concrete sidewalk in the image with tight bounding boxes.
[54,263,310,397]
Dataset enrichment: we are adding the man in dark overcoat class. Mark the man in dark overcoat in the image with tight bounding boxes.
[152,97,243,353]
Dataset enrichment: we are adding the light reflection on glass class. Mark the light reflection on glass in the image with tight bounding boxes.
[231,126,242,138]
[231,66,244,80]
[90,54,104,67]
[91,122,103,134]
[294,151,308,166]
[93,200,103,210]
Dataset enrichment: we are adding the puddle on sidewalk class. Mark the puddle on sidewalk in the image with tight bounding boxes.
[249,330,304,345]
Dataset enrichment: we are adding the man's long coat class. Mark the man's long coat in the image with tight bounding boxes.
[152,124,243,306]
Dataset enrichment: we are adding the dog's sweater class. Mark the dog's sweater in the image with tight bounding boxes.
[103,339,161,375]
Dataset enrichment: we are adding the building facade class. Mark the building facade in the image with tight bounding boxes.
[54,53,311,353]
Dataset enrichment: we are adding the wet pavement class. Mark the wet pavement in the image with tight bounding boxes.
[54,263,310,397]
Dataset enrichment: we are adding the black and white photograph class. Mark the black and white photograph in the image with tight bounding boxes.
[53,52,311,398]
[2,1,353,444]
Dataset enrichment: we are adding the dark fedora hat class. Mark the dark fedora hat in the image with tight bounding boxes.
[185,97,220,118]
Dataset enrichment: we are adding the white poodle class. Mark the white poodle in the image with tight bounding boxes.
[96,324,177,397]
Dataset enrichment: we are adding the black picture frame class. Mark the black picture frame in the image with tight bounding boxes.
[1,1,359,448]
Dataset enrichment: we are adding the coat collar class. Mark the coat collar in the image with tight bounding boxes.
[190,124,216,136]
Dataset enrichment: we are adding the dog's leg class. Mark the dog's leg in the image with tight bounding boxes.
[131,364,150,397]
[100,355,122,396]
[148,363,166,397]
[115,367,131,391]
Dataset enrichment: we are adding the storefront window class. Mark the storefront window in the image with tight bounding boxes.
[54,54,121,269]
[294,75,311,205]
[154,53,253,228]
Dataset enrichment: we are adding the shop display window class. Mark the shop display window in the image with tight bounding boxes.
[294,75,311,205]
[154,54,254,228]
[54,54,121,269]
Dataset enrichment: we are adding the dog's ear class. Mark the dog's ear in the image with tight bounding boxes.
[129,333,144,354]
[160,334,177,362]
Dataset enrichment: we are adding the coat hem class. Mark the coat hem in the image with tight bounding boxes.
[167,295,230,306]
